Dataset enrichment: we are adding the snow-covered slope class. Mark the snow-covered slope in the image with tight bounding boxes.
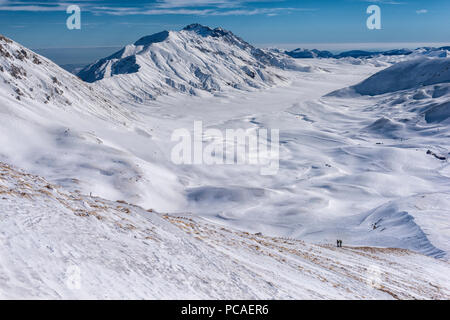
[150,57,449,260]
[0,35,127,122]
[352,57,450,96]
[328,57,450,124]
[303,57,450,259]
[1,162,449,299]
[0,34,185,211]
[77,24,307,102]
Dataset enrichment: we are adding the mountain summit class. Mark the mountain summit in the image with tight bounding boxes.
[77,24,303,102]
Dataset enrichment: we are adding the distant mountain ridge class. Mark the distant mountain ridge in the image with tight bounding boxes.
[285,46,450,59]
[285,48,334,59]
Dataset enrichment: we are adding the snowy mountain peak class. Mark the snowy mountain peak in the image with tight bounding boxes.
[77,24,304,101]
[134,30,170,47]
[182,23,234,39]
[183,23,214,33]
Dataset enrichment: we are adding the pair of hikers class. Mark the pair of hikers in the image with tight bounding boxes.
[336,240,343,248]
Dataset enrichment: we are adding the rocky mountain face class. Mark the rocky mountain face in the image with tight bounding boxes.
[0,34,128,122]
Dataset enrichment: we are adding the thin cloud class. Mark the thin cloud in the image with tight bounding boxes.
[0,4,67,11]
[155,0,286,9]
[416,9,427,14]
[0,1,85,11]
[364,0,406,4]
[0,0,316,16]
[90,6,316,16]
[156,0,235,8]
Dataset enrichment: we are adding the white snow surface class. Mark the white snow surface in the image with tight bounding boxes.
[0,35,186,212]
[351,57,450,96]
[0,162,449,299]
[1,26,450,298]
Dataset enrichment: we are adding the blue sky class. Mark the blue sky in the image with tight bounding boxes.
[0,0,449,64]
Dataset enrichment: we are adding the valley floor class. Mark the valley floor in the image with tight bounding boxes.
[113,58,450,259]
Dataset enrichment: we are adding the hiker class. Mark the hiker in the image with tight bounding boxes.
[337,240,340,247]
[339,240,343,247]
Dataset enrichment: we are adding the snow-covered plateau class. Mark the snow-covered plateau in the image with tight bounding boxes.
[0,25,449,299]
